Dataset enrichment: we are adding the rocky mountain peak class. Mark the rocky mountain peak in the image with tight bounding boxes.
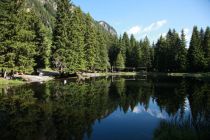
[99,21,117,36]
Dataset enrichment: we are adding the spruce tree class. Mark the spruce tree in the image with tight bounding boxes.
[154,36,167,72]
[140,37,152,68]
[177,30,187,72]
[52,0,71,73]
[0,0,38,73]
[116,51,125,69]
[15,10,39,73]
[126,34,136,67]
[84,13,97,71]
[132,41,142,67]
[34,21,52,69]
[68,7,86,72]
[0,0,17,69]
[95,30,110,71]
[203,27,210,71]
[188,26,206,72]
[109,39,119,68]
[165,29,180,71]
[122,32,130,65]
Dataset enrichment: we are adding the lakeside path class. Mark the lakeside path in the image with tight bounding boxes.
[14,74,54,83]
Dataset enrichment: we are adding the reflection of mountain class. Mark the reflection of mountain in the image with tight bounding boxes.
[133,104,169,119]
[0,77,209,139]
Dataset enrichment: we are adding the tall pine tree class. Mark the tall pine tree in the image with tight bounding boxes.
[140,37,152,68]
[188,26,206,72]
[68,7,86,72]
[177,30,187,72]
[203,27,210,71]
[52,0,71,73]
[84,13,97,71]
[0,0,38,73]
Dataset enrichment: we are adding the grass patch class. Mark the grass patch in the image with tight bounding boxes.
[0,78,25,85]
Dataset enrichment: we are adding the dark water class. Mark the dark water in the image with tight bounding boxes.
[0,76,209,140]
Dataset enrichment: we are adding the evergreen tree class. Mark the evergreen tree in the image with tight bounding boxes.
[95,30,110,71]
[154,36,167,72]
[126,34,136,67]
[84,13,97,71]
[15,10,38,73]
[68,7,86,72]
[200,28,205,48]
[34,21,52,69]
[203,27,210,71]
[122,32,130,61]
[132,41,142,67]
[52,0,71,72]
[116,51,125,69]
[165,29,180,71]
[122,32,130,66]
[188,26,206,72]
[0,0,37,73]
[140,37,152,68]
[0,0,17,69]
[109,39,119,68]
[177,30,187,72]
[150,43,155,71]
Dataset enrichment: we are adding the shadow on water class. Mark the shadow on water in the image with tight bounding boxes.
[0,76,209,140]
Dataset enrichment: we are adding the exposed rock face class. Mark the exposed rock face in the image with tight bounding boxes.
[99,21,117,36]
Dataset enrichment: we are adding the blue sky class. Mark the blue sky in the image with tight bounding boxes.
[72,0,210,42]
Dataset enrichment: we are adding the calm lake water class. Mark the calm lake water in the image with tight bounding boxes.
[0,76,209,140]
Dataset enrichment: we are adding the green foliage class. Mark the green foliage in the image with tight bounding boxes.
[84,13,97,70]
[67,7,86,72]
[116,51,125,68]
[177,30,187,72]
[0,0,209,74]
[203,27,210,70]
[95,30,110,70]
[126,34,136,67]
[25,0,56,29]
[52,0,72,72]
[52,2,114,73]
[188,26,206,72]
[34,21,52,69]
[0,0,37,73]
[140,37,152,68]
[154,36,168,72]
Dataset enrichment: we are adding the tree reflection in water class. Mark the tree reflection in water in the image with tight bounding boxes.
[0,77,209,140]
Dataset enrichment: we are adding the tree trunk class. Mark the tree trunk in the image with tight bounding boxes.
[3,71,7,78]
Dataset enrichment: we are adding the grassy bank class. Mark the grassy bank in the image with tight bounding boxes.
[0,78,24,85]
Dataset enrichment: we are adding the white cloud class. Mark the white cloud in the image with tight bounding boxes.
[127,26,141,35]
[183,28,191,42]
[133,106,144,113]
[143,20,167,33]
[127,19,168,36]
[132,105,168,119]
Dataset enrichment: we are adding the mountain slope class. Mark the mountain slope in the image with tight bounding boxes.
[99,21,117,36]
[24,0,117,35]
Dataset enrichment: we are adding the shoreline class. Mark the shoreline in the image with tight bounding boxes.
[148,72,210,78]
[1,72,210,85]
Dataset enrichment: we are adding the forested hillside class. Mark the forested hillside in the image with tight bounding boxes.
[0,0,210,75]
